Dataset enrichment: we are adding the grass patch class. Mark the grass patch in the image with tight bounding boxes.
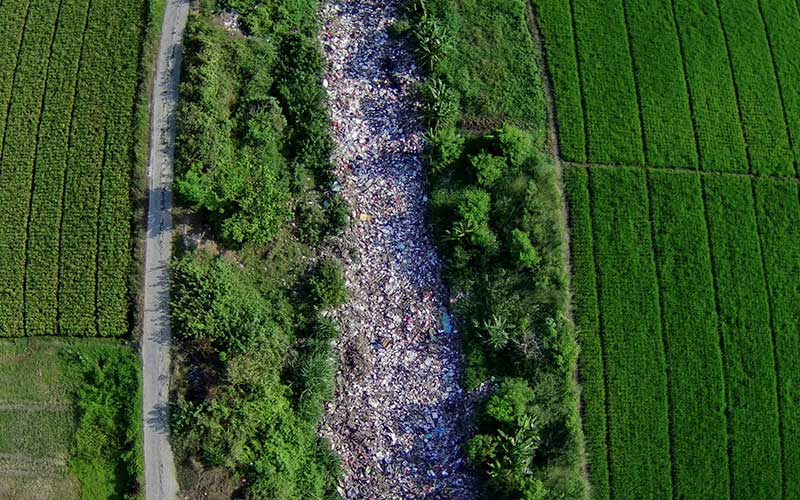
[422,0,546,132]
[0,338,142,500]
[404,1,588,497]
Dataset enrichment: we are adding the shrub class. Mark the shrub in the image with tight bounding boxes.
[417,78,459,130]
[310,259,347,309]
[457,188,491,227]
[325,194,350,236]
[467,379,548,499]
[510,228,540,270]
[312,316,340,341]
[497,124,535,167]
[388,19,412,38]
[424,126,464,175]
[470,151,506,187]
[412,15,449,73]
[484,378,536,425]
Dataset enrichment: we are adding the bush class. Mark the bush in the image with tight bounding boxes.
[467,379,548,500]
[310,258,347,309]
[172,3,344,498]
[412,15,449,73]
[470,151,506,187]
[325,194,350,236]
[424,126,464,175]
[510,228,540,270]
[497,124,535,167]
[457,188,491,227]
[312,315,340,341]
[417,78,460,130]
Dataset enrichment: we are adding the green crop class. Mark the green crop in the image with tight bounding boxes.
[649,170,728,500]
[703,175,782,499]
[589,167,671,500]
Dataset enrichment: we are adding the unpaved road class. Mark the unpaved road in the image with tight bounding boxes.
[141,0,189,499]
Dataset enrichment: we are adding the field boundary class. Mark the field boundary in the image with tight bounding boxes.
[713,0,753,173]
[566,0,590,161]
[698,175,734,500]
[526,3,591,485]
[750,177,788,498]
[565,162,800,184]
[93,129,109,335]
[0,401,69,411]
[0,1,32,172]
[619,0,648,164]
[0,454,68,478]
[667,0,703,167]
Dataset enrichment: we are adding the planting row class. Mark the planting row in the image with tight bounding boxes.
[534,0,799,174]
[567,166,798,499]
[0,0,147,336]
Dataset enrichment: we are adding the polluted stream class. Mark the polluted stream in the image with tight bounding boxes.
[318,0,479,498]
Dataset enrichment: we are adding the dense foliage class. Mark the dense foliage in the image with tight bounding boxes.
[170,255,342,499]
[171,1,345,498]
[175,0,337,247]
[64,344,143,500]
[403,1,588,498]
[0,0,147,337]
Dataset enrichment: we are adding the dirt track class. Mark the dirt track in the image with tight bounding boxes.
[141,0,189,499]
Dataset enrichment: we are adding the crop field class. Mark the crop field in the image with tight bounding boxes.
[565,167,799,500]
[534,0,800,174]
[0,0,148,337]
[535,0,800,499]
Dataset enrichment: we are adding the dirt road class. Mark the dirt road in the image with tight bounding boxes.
[141,0,189,499]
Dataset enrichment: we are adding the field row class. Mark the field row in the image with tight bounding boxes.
[566,166,800,500]
[0,0,147,337]
[534,0,800,176]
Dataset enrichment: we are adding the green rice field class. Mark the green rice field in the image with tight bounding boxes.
[535,0,800,498]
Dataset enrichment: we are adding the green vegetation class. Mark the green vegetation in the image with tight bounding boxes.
[403,1,588,497]
[648,171,728,500]
[563,168,607,500]
[531,0,584,162]
[753,179,800,499]
[170,1,345,498]
[717,0,792,176]
[589,168,671,500]
[671,0,747,172]
[760,0,800,171]
[25,0,91,336]
[623,0,696,167]
[170,255,341,499]
[412,0,546,131]
[536,0,800,496]
[703,176,782,499]
[0,0,148,336]
[0,0,61,335]
[0,339,142,500]
[570,0,643,165]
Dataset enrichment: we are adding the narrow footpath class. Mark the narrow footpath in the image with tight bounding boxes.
[141,1,189,499]
[319,1,478,498]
